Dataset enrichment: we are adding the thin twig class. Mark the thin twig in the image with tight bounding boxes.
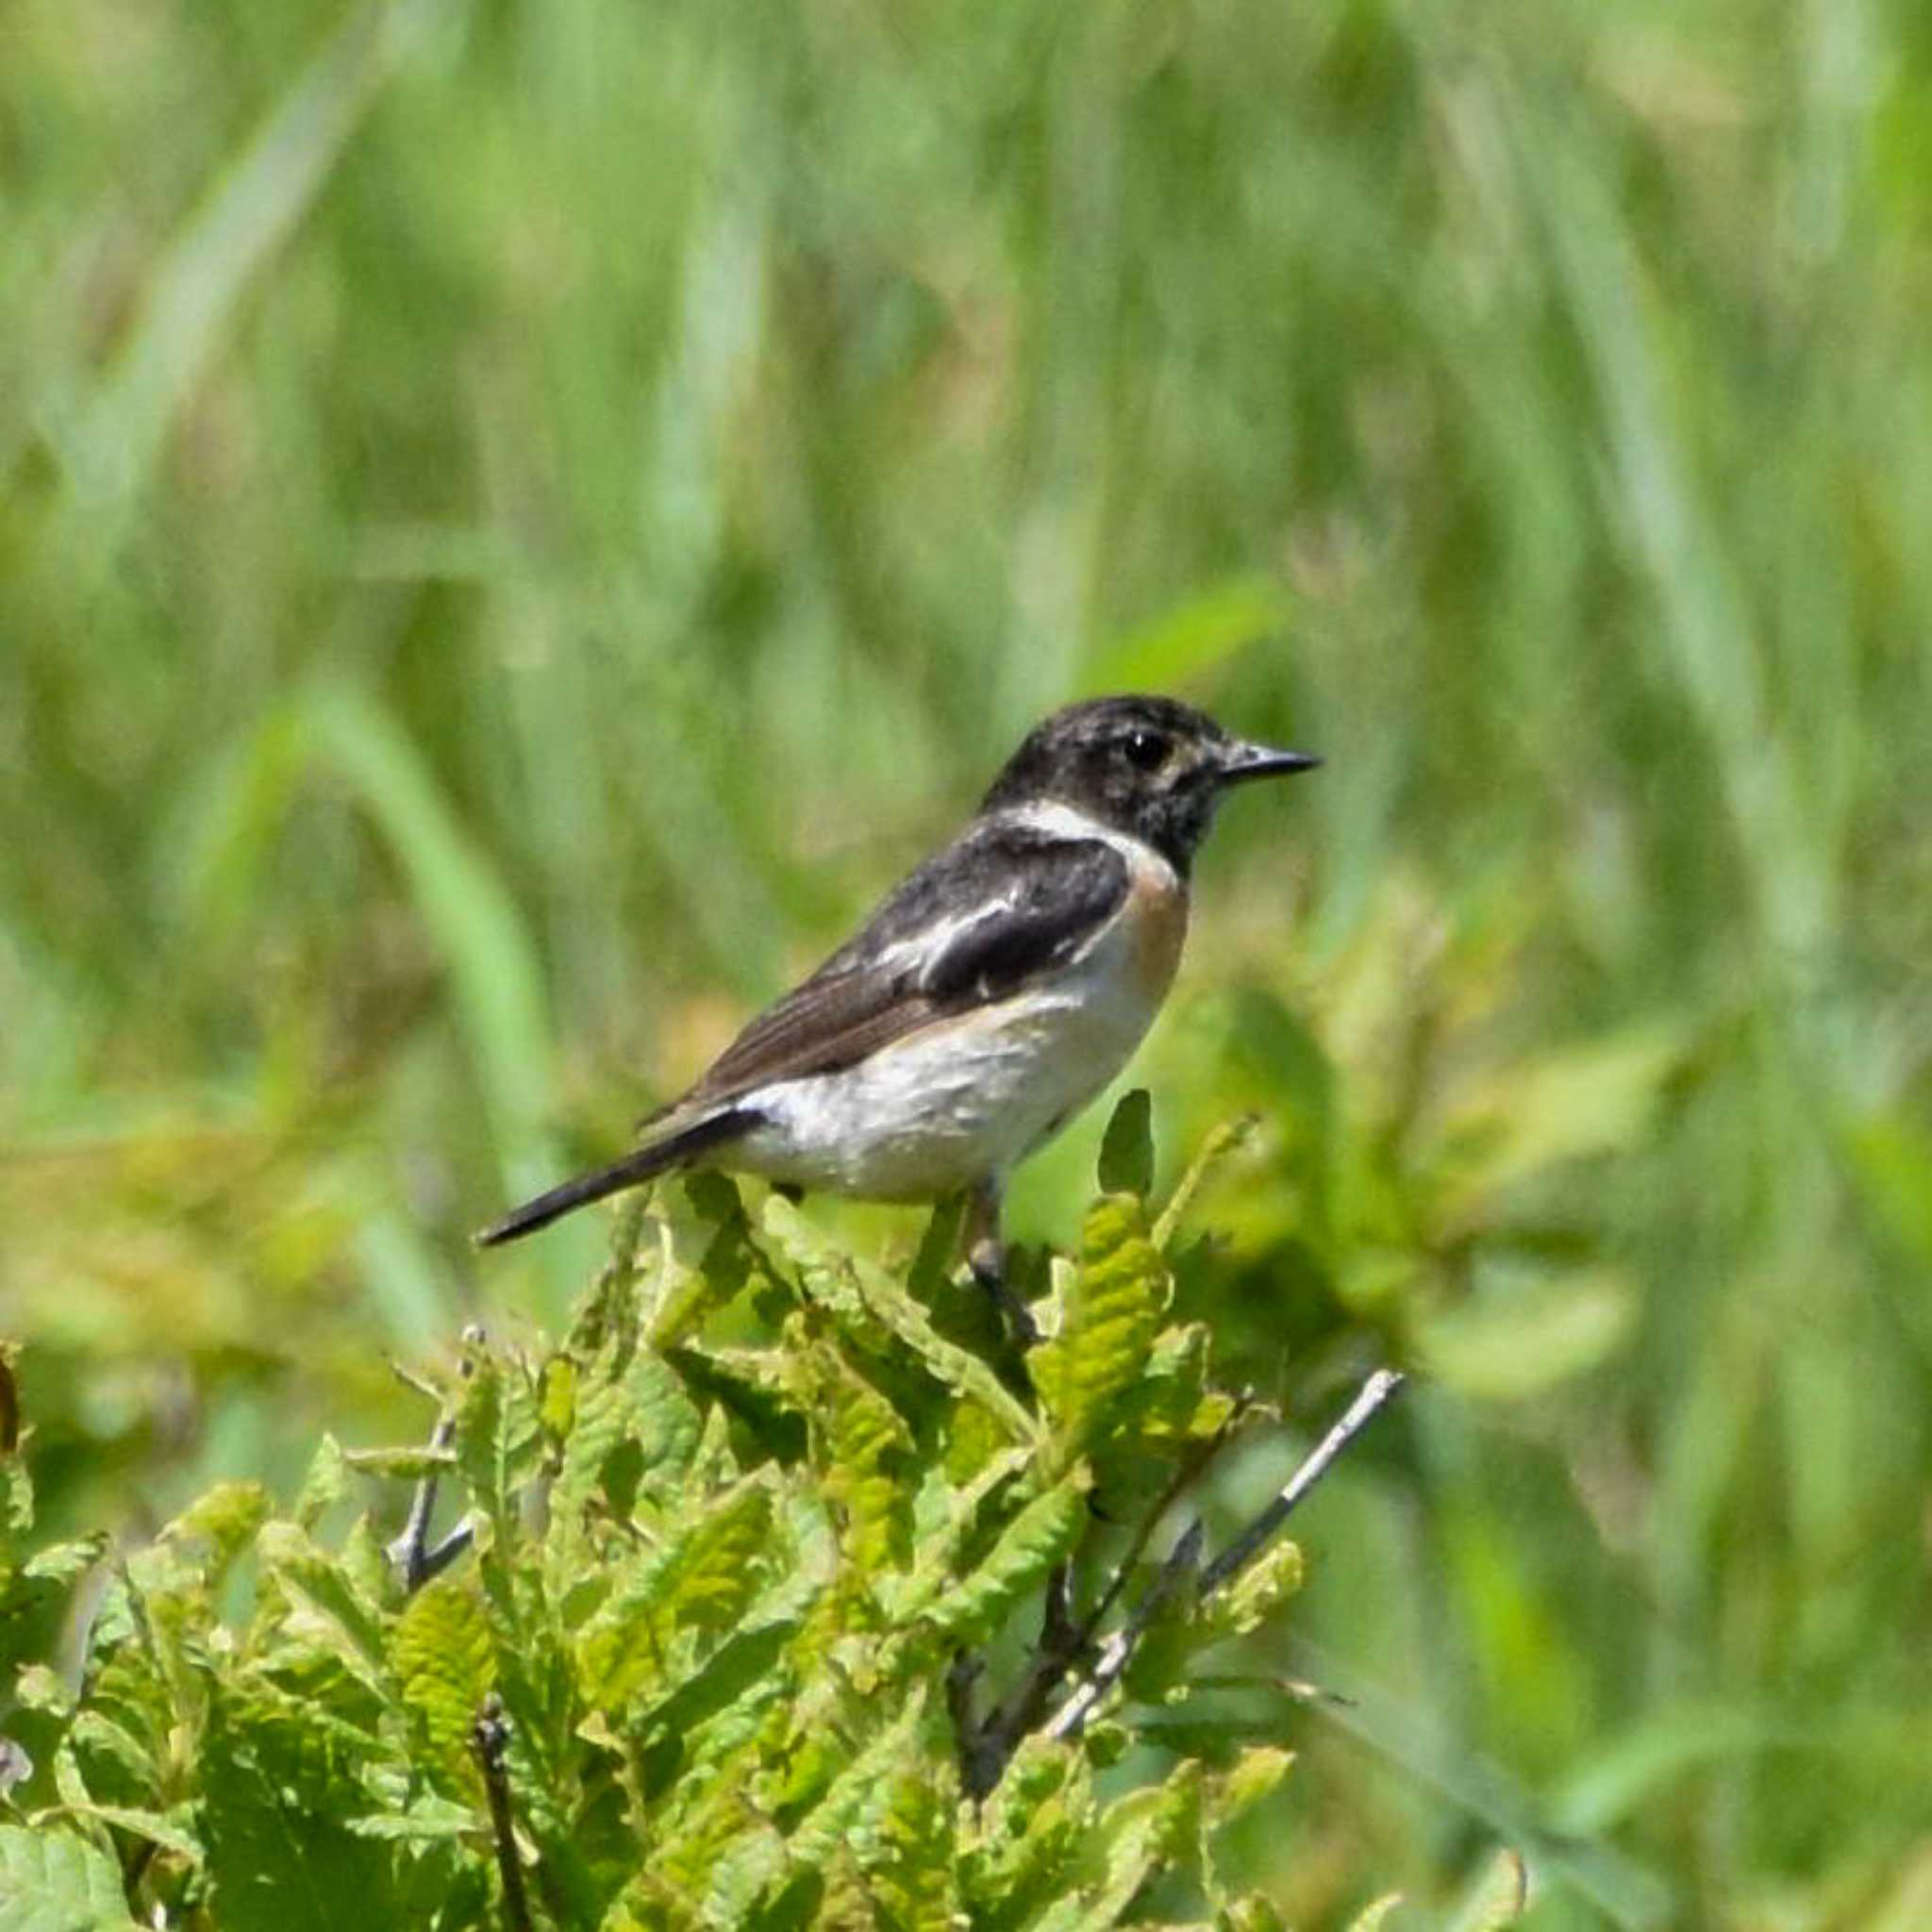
[387,1324,484,1592]
[947,1651,991,1795]
[1199,1368,1405,1595]
[1079,1408,1242,1642]
[1045,1520,1205,1743]
[963,1408,1244,1793]
[471,1693,532,1932]
[1047,1368,1406,1747]
[962,1560,1087,1798]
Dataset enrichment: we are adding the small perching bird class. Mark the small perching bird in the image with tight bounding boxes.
[478,694,1319,1335]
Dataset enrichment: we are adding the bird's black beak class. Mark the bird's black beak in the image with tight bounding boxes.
[1214,738,1323,786]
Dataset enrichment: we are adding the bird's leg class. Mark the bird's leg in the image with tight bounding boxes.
[966,1176,1038,1346]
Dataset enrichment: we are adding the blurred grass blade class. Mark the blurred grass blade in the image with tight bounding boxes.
[1551,1704,1805,1836]
[64,0,460,509]
[302,679,551,1182]
[1515,91,1829,965]
[1284,1640,1674,1929]
[178,703,310,947]
[1079,575,1291,696]
[353,1210,459,1356]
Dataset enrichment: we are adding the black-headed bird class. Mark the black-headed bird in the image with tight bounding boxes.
[478,694,1318,1337]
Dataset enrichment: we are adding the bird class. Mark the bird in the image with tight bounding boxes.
[477,694,1319,1338]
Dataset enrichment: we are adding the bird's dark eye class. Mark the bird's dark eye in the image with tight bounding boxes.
[1123,729,1168,772]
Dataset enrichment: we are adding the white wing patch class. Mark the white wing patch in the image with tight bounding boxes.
[870,894,1019,987]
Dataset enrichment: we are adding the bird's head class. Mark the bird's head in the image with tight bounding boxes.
[980,694,1320,872]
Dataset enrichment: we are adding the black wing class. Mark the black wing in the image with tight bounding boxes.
[670,819,1131,1110]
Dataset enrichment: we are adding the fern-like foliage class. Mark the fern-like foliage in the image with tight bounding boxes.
[0,1098,1479,1931]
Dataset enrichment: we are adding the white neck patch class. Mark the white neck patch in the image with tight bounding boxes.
[1002,799,1175,881]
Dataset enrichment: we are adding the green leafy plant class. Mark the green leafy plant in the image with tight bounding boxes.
[0,1098,1492,1930]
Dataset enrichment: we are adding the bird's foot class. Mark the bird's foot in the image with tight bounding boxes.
[968,1235,1040,1348]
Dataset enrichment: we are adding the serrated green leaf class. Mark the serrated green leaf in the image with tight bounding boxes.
[0,1457,32,1538]
[965,1732,1095,1928]
[65,1709,158,1803]
[1342,1893,1406,1932]
[98,1560,201,1739]
[200,1678,398,1931]
[665,1347,808,1464]
[855,1281,1040,1452]
[1214,1744,1294,1826]
[1032,1195,1171,1456]
[345,1793,481,1840]
[1029,1759,1203,1932]
[1097,1089,1156,1199]
[1114,1323,1239,1452]
[341,1444,459,1480]
[23,1535,108,1589]
[1445,1849,1528,1931]
[917,1472,1089,1646]
[809,1343,914,1578]
[455,1353,543,1530]
[255,1521,388,1695]
[391,1576,495,1784]
[647,1174,762,1347]
[700,1817,788,1926]
[60,1801,205,1865]
[293,1434,350,1529]
[769,1200,1041,1448]
[545,1341,641,1584]
[598,1872,706,1932]
[627,1350,706,1480]
[577,1475,776,1709]
[890,1447,1031,1628]
[1202,1540,1304,1641]
[159,1480,269,1579]
[0,1823,141,1931]
[849,1708,960,1932]
[787,1690,930,1872]
[1152,1114,1258,1250]
[759,1197,893,1352]
[637,1616,799,1752]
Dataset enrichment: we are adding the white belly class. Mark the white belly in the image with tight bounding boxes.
[725,921,1171,1201]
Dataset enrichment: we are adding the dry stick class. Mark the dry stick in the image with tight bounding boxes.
[471,1694,533,1932]
[386,1324,484,1592]
[1048,1367,1407,1746]
[962,1419,1242,1797]
[960,1565,1084,1798]
[1199,1368,1406,1595]
[1045,1520,1205,1744]
[1079,1407,1244,1641]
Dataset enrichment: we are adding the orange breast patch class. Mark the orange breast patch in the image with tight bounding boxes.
[1124,860,1190,1003]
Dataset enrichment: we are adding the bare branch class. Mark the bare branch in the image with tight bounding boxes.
[1081,1404,1243,1641]
[471,1693,533,1932]
[387,1324,484,1592]
[1046,1518,1204,1743]
[1199,1368,1405,1595]
[1045,1368,1406,1749]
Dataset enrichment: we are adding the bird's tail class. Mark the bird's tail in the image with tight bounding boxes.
[475,1105,760,1247]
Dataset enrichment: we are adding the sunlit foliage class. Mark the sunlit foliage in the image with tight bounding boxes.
[5,0,1932,1922]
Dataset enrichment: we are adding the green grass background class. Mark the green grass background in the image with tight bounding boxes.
[6,0,1932,1923]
